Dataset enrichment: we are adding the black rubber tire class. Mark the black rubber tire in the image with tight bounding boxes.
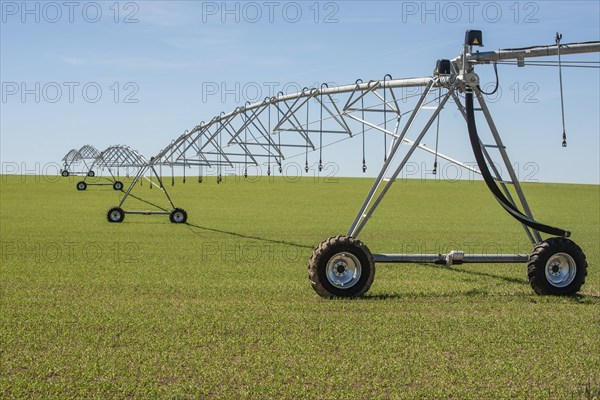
[113,181,124,191]
[527,237,587,295]
[61,170,69,177]
[169,208,187,224]
[308,236,375,298]
[76,181,87,191]
[107,207,125,223]
[87,170,95,177]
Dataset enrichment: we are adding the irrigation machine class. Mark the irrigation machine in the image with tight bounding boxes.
[103,30,599,297]
[75,145,147,192]
[60,145,100,177]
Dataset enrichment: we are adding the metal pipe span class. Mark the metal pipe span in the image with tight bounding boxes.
[152,40,600,163]
[466,41,600,63]
[373,253,529,264]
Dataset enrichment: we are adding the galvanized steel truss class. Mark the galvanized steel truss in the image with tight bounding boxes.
[61,145,101,176]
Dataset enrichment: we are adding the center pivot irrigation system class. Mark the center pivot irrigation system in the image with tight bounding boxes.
[75,145,147,192]
[60,145,100,177]
[102,30,598,297]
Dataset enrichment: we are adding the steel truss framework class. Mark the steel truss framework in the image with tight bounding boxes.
[75,145,148,191]
[61,145,100,177]
[104,33,599,297]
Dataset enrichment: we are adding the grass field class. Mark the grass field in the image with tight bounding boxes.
[1,174,599,399]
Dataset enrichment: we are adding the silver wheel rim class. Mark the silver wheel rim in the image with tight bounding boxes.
[545,252,577,288]
[326,252,362,289]
[173,212,184,223]
[115,183,122,190]
[110,211,121,221]
[78,183,84,189]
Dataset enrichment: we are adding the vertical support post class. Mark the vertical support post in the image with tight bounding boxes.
[350,86,455,238]
[347,79,435,237]
[348,81,458,238]
[118,165,149,208]
[150,165,176,209]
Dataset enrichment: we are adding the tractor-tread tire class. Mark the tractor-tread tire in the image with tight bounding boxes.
[107,207,125,223]
[169,208,188,224]
[527,237,587,295]
[308,235,375,298]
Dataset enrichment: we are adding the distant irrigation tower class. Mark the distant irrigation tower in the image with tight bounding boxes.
[74,145,147,192]
[60,145,100,177]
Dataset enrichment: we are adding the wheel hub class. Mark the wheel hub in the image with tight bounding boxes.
[334,262,347,276]
[326,252,361,289]
[545,252,576,288]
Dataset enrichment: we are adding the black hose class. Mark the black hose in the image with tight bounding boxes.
[477,62,499,95]
[465,91,570,238]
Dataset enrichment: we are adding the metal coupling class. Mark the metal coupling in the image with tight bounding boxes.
[445,250,465,266]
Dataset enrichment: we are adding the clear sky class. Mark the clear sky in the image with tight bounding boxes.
[1,0,599,183]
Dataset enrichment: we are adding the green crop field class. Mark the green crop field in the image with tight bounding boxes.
[1,174,599,399]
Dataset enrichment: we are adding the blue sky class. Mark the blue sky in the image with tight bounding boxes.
[1,0,599,183]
